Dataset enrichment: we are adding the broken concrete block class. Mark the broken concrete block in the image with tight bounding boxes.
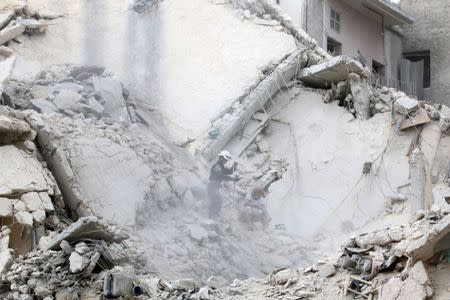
[379,261,432,300]
[409,148,427,214]
[0,115,31,144]
[38,192,54,213]
[273,269,298,285]
[15,17,47,33]
[21,192,44,212]
[12,200,25,212]
[92,76,130,124]
[30,84,50,99]
[348,73,371,120]
[14,211,33,227]
[69,251,89,273]
[394,96,419,115]
[298,56,365,88]
[0,24,25,46]
[0,54,15,94]
[0,198,13,217]
[318,263,336,278]
[45,216,128,250]
[30,99,58,114]
[406,213,450,261]
[0,10,15,31]
[172,278,197,291]
[189,225,208,243]
[32,209,46,224]
[0,249,12,274]
[53,90,83,111]
[87,97,104,115]
[34,286,52,298]
[103,273,134,298]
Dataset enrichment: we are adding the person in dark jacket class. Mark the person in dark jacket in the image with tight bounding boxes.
[208,150,238,218]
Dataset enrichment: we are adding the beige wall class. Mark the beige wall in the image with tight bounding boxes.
[326,0,385,68]
[279,0,306,28]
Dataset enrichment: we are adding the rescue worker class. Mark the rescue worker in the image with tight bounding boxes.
[208,150,238,218]
[239,185,271,229]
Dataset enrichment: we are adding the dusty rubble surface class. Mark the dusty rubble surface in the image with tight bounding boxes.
[1,0,450,299]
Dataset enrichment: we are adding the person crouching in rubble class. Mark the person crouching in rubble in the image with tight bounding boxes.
[239,186,271,230]
[208,150,239,219]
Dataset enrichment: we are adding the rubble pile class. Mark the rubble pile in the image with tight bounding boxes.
[0,2,51,47]
[210,207,450,299]
[3,65,135,124]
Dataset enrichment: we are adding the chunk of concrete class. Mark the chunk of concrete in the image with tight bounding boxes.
[0,249,12,274]
[30,84,50,99]
[0,198,12,217]
[0,10,15,31]
[406,213,450,261]
[298,56,366,88]
[0,24,25,46]
[0,115,31,144]
[30,98,57,114]
[15,17,47,33]
[14,211,33,227]
[394,96,419,115]
[46,216,128,250]
[69,251,89,273]
[348,73,371,120]
[53,90,83,111]
[21,192,44,212]
[189,225,208,243]
[0,54,15,94]
[0,145,50,194]
[87,97,104,115]
[32,209,46,224]
[39,192,54,213]
[172,278,197,291]
[379,261,432,300]
[92,76,130,124]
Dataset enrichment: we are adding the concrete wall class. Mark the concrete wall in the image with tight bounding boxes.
[279,0,407,80]
[305,0,325,48]
[384,28,403,82]
[401,0,450,104]
[325,0,385,67]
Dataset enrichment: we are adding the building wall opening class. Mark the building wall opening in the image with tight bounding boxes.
[372,60,385,77]
[404,50,431,88]
[327,37,342,56]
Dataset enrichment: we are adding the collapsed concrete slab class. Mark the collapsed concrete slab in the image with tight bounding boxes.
[45,216,128,250]
[92,75,130,125]
[379,261,433,300]
[0,145,50,195]
[0,114,31,144]
[405,213,450,261]
[298,56,367,88]
[201,49,305,160]
[0,23,25,45]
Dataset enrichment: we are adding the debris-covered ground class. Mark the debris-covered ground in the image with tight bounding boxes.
[1,0,450,299]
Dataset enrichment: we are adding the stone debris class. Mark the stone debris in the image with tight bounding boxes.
[3,64,133,124]
[45,216,128,250]
[299,55,368,88]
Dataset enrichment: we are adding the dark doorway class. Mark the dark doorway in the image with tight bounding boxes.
[404,50,430,88]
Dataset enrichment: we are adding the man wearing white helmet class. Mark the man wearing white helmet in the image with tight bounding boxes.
[208,150,239,218]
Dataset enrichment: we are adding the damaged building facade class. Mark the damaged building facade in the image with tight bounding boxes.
[278,0,416,95]
[401,0,450,104]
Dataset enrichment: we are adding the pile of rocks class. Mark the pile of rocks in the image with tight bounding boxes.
[4,65,134,124]
[2,216,132,299]
[207,207,450,299]
[0,2,50,47]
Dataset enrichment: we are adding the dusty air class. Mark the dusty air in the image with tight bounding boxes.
[0,0,448,299]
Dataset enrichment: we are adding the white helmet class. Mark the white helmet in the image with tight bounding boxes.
[218,150,232,161]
